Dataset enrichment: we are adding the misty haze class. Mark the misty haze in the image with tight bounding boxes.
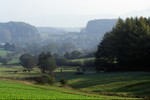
[0,0,149,99]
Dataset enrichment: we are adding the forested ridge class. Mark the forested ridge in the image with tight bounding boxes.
[96,17,150,71]
[0,22,41,45]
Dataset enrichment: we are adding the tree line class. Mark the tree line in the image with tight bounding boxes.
[20,52,57,73]
[95,17,150,72]
[19,52,95,73]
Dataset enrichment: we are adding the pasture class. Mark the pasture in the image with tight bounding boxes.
[0,48,11,57]
[69,57,94,62]
[0,80,101,99]
[0,65,149,99]
[56,71,150,98]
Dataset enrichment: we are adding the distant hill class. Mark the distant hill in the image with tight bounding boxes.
[0,19,118,50]
[83,19,117,34]
[42,19,118,50]
[37,27,82,34]
[0,22,41,45]
[37,27,67,34]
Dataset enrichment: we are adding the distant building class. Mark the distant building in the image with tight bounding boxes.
[0,43,6,48]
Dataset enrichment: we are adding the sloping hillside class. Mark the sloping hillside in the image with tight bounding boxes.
[40,19,118,50]
[0,22,41,45]
[84,19,117,34]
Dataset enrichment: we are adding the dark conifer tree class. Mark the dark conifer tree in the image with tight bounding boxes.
[95,17,150,71]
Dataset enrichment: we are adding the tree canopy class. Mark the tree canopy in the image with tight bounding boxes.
[95,17,150,71]
[37,52,57,73]
[20,54,37,70]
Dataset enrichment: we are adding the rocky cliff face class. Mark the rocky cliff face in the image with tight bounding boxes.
[37,19,118,50]
[85,19,117,34]
[0,22,41,45]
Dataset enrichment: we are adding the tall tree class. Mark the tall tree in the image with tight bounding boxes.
[20,54,37,70]
[95,17,150,71]
[37,52,57,73]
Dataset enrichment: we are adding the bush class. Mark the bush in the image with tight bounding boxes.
[67,61,82,66]
[60,79,68,86]
[36,76,46,84]
[74,72,84,75]
[36,75,55,85]
[47,75,55,85]
[55,57,67,66]
[1,58,8,65]
[83,59,95,67]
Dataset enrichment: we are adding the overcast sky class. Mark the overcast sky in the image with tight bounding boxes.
[0,0,150,27]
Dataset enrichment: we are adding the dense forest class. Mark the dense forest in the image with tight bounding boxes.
[1,18,150,72]
[95,17,150,72]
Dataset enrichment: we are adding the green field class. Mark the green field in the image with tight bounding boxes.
[56,71,150,98]
[0,48,11,57]
[0,66,42,78]
[0,66,148,99]
[0,80,102,99]
[8,59,20,65]
[0,79,140,100]
[70,57,95,62]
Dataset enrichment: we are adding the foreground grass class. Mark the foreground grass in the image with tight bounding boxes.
[0,79,141,99]
[55,71,150,99]
[0,66,148,99]
[0,80,102,99]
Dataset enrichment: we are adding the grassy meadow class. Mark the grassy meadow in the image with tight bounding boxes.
[69,57,95,62]
[0,50,148,99]
[0,48,11,57]
[56,71,150,98]
[0,65,149,99]
[0,80,101,99]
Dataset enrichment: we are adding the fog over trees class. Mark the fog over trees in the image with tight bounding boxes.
[37,19,117,51]
[0,22,41,45]
[0,19,117,56]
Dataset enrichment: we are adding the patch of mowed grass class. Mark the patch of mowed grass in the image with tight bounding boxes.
[70,57,95,62]
[0,48,11,57]
[55,71,150,98]
[0,65,148,99]
[0,80,102,99]
[8,59,20,65]
[0,79,140,100]
[0,66,42,78]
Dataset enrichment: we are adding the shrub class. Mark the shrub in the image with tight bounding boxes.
[83,59,95,67]
[36,76,47,84]
[60,79,68,86]
[0,58,8,65]
[74,72,84,75]
[46,75,55,85]
[55,57,67,66]
[36,75,55,85]
[67,61,82,66]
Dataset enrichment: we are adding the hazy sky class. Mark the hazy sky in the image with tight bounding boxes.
[0,0,150,27]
